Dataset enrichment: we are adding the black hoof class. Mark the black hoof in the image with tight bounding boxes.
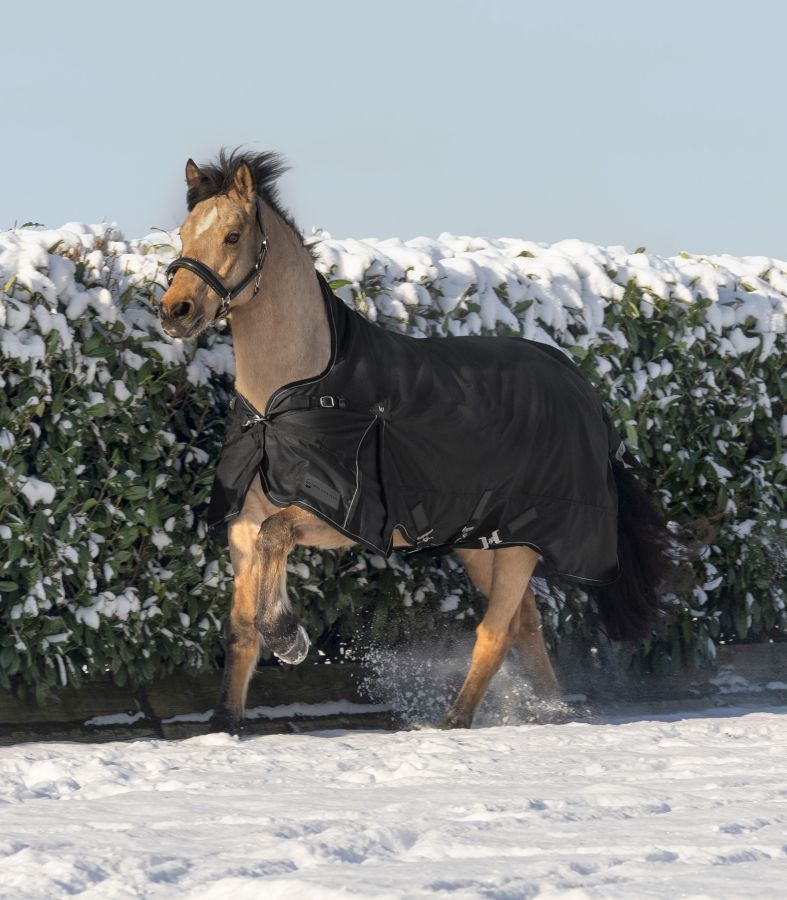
[272,624,310,665]
[208,711,244,735]
[440,711,472,730]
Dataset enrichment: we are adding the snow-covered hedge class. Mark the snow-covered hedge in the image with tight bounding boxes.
[1,223,785,693]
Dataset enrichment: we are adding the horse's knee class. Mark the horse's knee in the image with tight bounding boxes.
[255,514,295,557]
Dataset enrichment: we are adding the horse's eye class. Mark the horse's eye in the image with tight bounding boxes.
[225,232,240,245]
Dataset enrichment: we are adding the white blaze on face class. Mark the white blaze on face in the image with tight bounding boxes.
[194,203,219,236]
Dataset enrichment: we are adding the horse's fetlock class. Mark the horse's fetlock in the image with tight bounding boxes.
[261,619,296,652]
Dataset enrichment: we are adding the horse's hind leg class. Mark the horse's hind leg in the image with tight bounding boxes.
[444,546,540,729]
[514,586,560,698]
[457,547,494,597]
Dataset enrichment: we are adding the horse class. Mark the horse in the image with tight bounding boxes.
[159,150,671,733]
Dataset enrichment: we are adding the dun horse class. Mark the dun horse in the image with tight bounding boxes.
[160,151,670,733]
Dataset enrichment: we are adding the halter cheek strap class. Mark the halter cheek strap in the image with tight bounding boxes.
[165,198,269,323]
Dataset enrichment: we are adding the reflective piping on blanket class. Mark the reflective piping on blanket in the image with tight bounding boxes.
[342,415,379,531]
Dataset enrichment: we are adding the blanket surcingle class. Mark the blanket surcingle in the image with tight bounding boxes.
[207,275,626,585]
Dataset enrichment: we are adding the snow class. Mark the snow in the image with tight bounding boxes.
[112,379,132,402]
[18,477,55,507]
[2,223,785,384]
[162,700,392,725]
[83,711,147,727]
[0,709,785,898]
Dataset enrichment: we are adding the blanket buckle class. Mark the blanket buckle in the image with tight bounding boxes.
[416,528,435,546]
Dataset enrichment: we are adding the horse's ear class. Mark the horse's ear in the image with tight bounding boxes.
[185,159,202,191]
[233,162,256,202]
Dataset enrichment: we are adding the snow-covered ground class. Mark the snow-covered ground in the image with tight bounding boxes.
[1,708,785,899]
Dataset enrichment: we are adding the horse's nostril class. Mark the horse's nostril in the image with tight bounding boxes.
[171,300,194,319]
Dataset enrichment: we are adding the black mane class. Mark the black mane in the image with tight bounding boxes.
[186,148,303,241]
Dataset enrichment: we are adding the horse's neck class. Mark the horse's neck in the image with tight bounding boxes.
[230,206,330,413]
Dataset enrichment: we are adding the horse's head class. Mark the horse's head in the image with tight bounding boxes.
[160,158,264,339]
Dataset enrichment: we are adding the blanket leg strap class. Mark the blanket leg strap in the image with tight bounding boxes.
[410,502,434,547]
[458,489,495,540]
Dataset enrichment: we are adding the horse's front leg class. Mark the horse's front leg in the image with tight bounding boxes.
[252,509,310,664]
[209,510,264,734]
[209,505,308,734]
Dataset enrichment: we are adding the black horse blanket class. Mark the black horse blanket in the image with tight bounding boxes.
[207,275,626,585]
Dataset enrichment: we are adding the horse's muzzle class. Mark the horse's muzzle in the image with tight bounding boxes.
[160,299,205,339]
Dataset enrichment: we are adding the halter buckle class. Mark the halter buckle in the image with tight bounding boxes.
[253,239,268,296]
[256,239,268,270]
[217,296,232,319]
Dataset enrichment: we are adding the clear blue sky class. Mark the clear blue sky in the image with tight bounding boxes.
[4,0,785,257]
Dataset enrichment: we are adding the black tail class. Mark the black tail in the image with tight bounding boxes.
[588,461,674,641]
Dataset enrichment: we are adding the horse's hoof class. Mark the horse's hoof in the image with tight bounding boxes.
[274,624,310,665]
[208,712,243,735]
[441,711,472,730]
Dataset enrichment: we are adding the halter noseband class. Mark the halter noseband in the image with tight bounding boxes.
[165,198,269,322]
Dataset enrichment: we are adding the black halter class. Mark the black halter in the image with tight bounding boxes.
[165,198,269,321]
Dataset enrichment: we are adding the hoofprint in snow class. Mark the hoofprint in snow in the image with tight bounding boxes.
[0,709,785,899]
